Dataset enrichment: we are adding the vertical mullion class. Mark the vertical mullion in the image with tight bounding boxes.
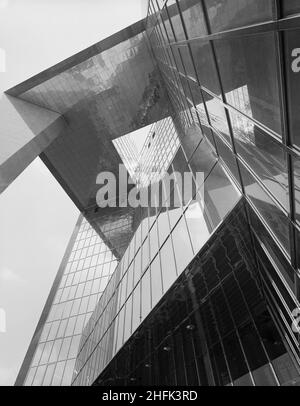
[275,1,298,282]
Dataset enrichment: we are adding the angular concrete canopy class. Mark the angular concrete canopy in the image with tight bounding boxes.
[3,18,171,256]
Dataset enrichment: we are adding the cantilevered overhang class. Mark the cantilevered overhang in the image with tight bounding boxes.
[4,19,171,256]
[5,18,170,209]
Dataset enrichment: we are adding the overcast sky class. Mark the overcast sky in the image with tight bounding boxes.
[0,0,144,386]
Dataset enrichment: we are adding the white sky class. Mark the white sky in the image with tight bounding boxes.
[0,0,144,386]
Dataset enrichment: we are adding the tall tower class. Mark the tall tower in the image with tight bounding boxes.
[2,0,299,387]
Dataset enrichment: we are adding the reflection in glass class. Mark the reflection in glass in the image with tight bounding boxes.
[179,0,207,39]
[160,237,177,292]
[205,94,231,143]
[240,163,290,254]
[282,0,300,16]
[230,110,288,210]
[204,163,241,227]
[215,33,282,136]
[191,41,221,96]
[171,216,193,274]
[141,271,151,321]
[184,200,211,254]
[204,0,274,33]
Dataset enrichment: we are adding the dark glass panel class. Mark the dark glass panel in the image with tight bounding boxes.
[233,373,253,386]
[272,353,300,386]
[238,322,268,370]
[215,33,282,136]
[177,45,196,79]
[179,0,207,39]
[204,93,231,143]
[167,1,186,41]
[190,40,221,96]
[223,332,249,380]
[293,156,300,224]
[123,296,133,343]
[253,309,287,361]
[209,343,231,386]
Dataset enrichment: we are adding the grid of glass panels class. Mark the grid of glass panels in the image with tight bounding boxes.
[72,0,300,385]
[23,216,118,386]
[93,202,299,386]
[146,0,299,364]
[113,132,140,180]
[135,117,180,186]
[72,133,241,385]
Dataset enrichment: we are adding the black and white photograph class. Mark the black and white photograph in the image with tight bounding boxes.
[0,0,299,392]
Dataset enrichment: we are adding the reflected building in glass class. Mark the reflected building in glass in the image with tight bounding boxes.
[4,0,300,386]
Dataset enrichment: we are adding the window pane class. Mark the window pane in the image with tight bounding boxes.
[240,163,290,254]
[177,45,196,79]
[294,157,300,224]
[204,0,274,33]
[204,163,241,227]
[214,131,241,184]
[252,364,278,386]
[230,110,288,210]
[157,210,170,246]
[149,222,159,261]
[150,254,163,308]
[223,332,249,380]
[284,30,300,148]
[215,33,282,136]
[52,361,66,386]
[184,200,211,254]
[123,296,132,343]
[205,94,231,143]
[179,0,207,39]
[160,237,177,292]
[238,323,268,370]
[132,285,141,333]
[190,41,221,96]
[141,237,150,273]
[282,0,300,16]
[172,216,193,274]
[168,2,186,41]
[42,364,55,386]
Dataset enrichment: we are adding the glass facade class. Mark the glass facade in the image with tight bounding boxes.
[15,0,300,386]
[72,0,300,386]
[20,216,118,386]
[92,202,299,386]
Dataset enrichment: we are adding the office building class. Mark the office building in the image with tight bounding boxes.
[1,0,299,386]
